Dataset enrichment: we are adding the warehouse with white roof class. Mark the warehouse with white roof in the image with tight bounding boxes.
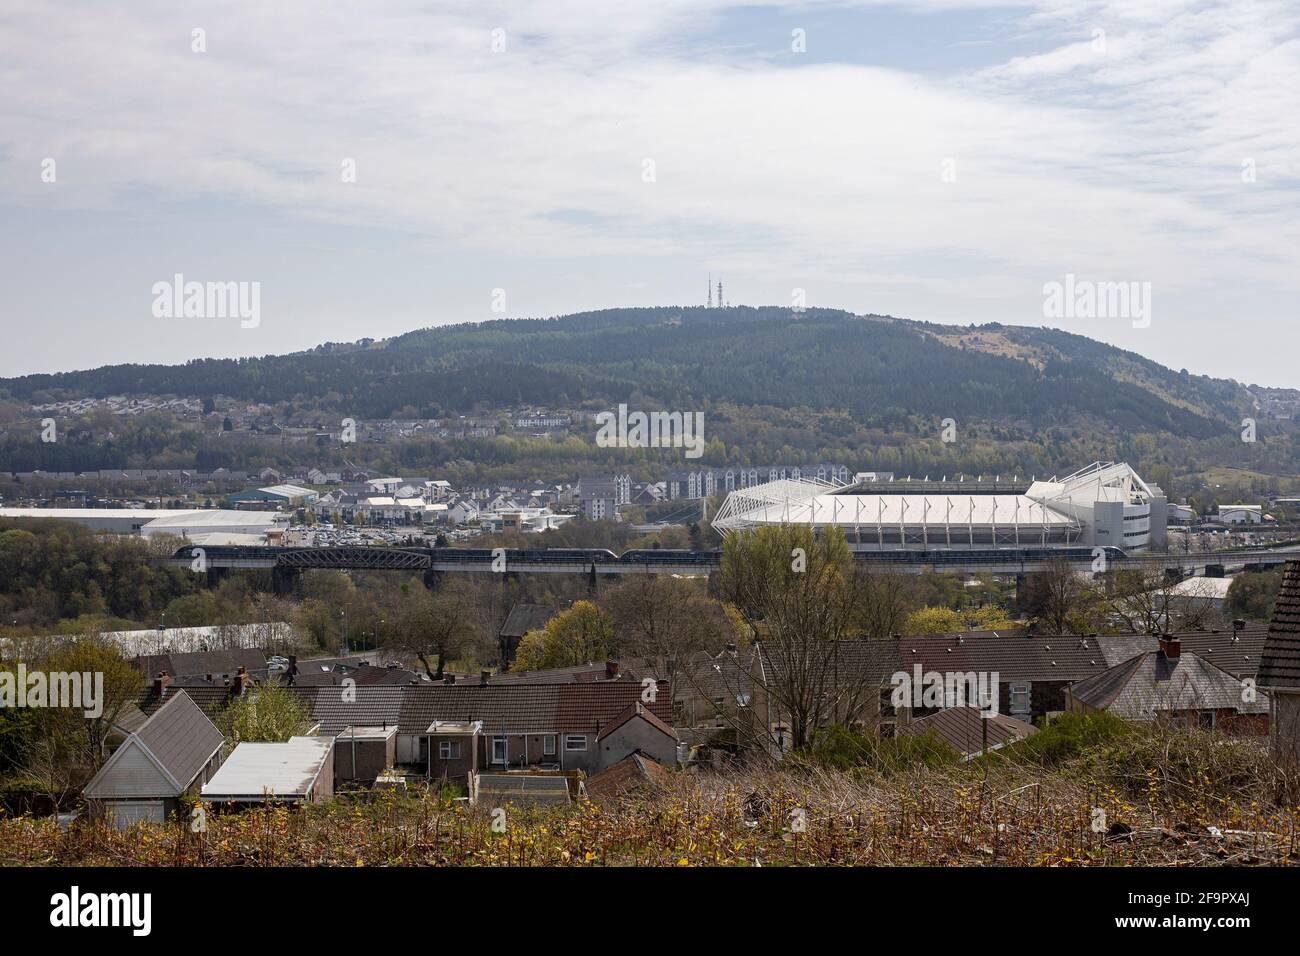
[0,507,288,541]
[711,461,1166,551]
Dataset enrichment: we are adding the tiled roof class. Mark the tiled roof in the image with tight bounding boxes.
[489,661,627,684]
[899,707,1036,757]
[499,603,561,639]
[136,683,246,719]
[1259,560,1300,691]
[135,648,267,679]
[585,751,674,800]
[556,682,673,736]
[1068,650,1269,719]
[136,691,226,787]
[898,630,1104,682]
[1093,624,1269,679]
[291,686,404,736]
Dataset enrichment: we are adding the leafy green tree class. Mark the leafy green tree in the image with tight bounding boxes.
[218,681,312,744]
[511,601,613,672]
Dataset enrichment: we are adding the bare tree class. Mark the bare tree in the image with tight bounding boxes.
[389,578,488,679]
[716,525,888,751]
[1020,556,1099,635]
[1093,560,1219,635]
[601,575,728,693]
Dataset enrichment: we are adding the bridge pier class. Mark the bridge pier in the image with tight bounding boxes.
[204,566,229,589]
[1204,564,1225,578]
[423,568,444,591]
[271,565,301,597]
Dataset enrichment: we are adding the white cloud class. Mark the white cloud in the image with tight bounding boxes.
[0,0,1297,379]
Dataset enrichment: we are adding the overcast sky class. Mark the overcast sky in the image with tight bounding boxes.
[1,0,1297,385]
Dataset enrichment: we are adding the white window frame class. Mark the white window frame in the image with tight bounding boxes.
[438,740,461,760]
[564,734,587,752]
[543,734,557,756]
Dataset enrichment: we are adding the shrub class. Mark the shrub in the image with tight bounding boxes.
[1004,711,1133,767]
[810,724,959,774]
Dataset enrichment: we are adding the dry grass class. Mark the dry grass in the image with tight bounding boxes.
[4,749,1298,867]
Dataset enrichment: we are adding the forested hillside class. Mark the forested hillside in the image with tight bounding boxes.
[0,307,1290,487]
[0,308,1252,433]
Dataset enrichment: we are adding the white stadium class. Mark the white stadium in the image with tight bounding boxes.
[711,461,1167,552]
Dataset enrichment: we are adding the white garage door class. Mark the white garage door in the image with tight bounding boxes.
[108,801,165,828]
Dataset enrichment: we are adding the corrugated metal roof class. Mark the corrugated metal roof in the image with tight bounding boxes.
[201,736,332,800]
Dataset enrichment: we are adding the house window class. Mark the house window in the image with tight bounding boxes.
[543,734,557,756]
[1009,681,1031,719]
[438,740,461,760]
[491,736,508,764]
[564,734,587,752]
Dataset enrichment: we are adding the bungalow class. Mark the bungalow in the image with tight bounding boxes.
[1065,635,1269,733]
[83,690,226,828]
[293,681,676,786]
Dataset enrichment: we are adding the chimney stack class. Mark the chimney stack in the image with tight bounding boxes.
[479,670,490,686]
[231,665,251,696]
[605,659,619,680]
[153,671,171,696]
[1158,635,1182,660]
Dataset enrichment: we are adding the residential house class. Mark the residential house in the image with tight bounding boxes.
[497,603,562,667]
[1065,635,1269,733]
[1256,560,1300,762]
[83,690,226,828]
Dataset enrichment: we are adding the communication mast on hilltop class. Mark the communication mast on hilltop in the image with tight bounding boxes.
[707,273,713,308]
[717,279,724,308]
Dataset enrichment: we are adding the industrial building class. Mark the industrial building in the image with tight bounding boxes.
[711,461,1167,552]
[0,507,288,541]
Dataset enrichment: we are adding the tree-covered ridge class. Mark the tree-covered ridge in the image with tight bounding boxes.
[0,307,1240,441]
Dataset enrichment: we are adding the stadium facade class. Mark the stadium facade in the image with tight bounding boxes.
[711,461,1167,552]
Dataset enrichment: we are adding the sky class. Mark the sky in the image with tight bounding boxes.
[1,0,1297,385]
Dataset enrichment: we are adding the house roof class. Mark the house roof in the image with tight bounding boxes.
[899,707,1036,757]
[499,603,561,639]
[86,690,225,797]
[1068,649,1269,719]
[898,630,1105,683]
[1259,560,1300,691]
[1094,624,1269,680]
[136,683,248,719]
[201,736,333,801]
[136,691,227,788]
[294,681,673,737]
[134,648,267,680]
[596,701,677,742]
[585,751,674,800]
